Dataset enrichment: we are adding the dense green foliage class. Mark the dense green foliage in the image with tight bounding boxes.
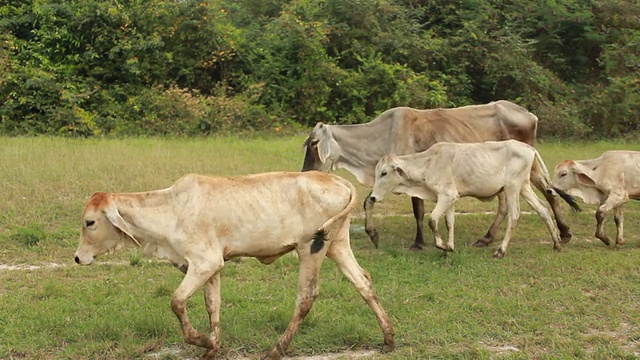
[1,0,638,138]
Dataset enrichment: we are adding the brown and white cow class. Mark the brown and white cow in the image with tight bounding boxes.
[552,151,640,247]
[74,172,394,359]
[302,100,577,250]
[369,140,578,258]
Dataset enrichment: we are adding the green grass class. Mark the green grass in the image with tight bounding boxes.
[1,136,640,359]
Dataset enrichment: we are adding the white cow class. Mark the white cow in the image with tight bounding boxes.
[552,151,640,247]
[369,140,569,258]
[74,172,395,359]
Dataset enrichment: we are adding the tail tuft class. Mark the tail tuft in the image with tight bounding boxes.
[310,230,326,254]
[553,187,582,212]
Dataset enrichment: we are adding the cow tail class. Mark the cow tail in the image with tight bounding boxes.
[532,148,582,212]
[310,177,358,254]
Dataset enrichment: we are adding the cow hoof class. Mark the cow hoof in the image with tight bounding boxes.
[382,342,395,353]
[408,243,423,251]
[472,239,490,247]
[492,249,505,259]
[366,229,380,248]
[596,235,611,246]
[435,245,453,252]
[261,349,282,360]
[560,234,572,244]
[200,349,217,360]
[553,244,562,252]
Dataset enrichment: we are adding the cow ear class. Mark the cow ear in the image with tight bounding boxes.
[317,138,331,163]
[394,165,407,178]
[576,172,596,187]
[104,206,141,247]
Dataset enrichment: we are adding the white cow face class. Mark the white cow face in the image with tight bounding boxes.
[301,123,341,172]
[553,160,596,191]
[74,193,131,265]
[370,156,406,202]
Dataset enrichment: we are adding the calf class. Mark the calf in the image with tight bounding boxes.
[74,172,394,359]
[552,151,640,247]
[369,140,579,258]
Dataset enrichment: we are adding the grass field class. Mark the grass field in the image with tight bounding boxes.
[1,136,640,360]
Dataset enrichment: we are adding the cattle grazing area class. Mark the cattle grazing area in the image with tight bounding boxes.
[1,137,640,359]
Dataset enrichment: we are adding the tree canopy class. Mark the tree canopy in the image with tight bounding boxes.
[1,0,638,138]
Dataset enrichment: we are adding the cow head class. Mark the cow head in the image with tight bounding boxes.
[552,160,597,192]
[74,192,139,265]
[301,123,341,172]
[370,156,407,203]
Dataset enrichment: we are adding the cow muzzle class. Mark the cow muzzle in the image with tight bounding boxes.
[74,251,94,265]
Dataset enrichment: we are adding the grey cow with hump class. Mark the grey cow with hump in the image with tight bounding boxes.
[302,100,579,250]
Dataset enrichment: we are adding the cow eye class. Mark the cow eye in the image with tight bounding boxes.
[381,171,388,177]
[85,220,95,227]
[310,139,319,146]
[559,172,567,178]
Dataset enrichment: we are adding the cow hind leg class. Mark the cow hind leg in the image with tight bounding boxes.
[493,191,520,259]
[474,192,507,247]
[520,184,562,251]
[171,257,224,351]
[530,164,572,243]
[201,273,222,359]
[264,243,329,359]
[410,197,426,250]
[326,227,395,353]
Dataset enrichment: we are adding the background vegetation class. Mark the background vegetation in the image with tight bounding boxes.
[1,137,640,360]
[1,0,639,139]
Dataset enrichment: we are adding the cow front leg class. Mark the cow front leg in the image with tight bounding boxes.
[595,191,629,246]
[201,273,222,359]
[613,205,625,248]
[473,192,507,247]
[409,197,426,250]
[363,192,380,248]
[429,195,456,252]
[444,205,456,251]
[327,236,395,353]
[171,260,223,351]
[264,249,326,360]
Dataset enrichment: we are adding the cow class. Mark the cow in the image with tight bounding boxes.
[73,172,395,360]
[368,140,579,258]
[552,151,640,248]
[301,100,577,250]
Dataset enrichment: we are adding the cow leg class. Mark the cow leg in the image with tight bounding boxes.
[595,191,627,246]
[444,205,456,251]
[201,273,222,359]
[171,258,223,351]
[429,195,456,252]
[594,207,611,246]
[326,225,395,353]
[614,205,625,248]
[520,183,562,251]
[363,192,380,248]
[493,190,520,259]
[264,245,328,359]
[530,163,572,243]
[474,192,507,247]
[410,197,426,250]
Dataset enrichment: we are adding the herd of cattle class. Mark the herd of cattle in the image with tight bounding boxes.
[74,100,639,359]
